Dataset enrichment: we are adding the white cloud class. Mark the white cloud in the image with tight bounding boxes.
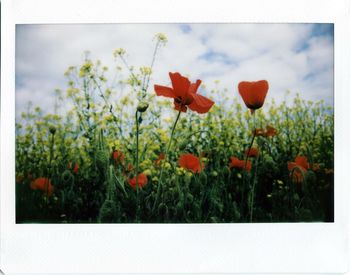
[15,23,334,120]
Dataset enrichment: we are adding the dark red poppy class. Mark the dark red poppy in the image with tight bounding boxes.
[113,150,125,164]
[178,153,204,173]
[68,162,79,175]
[245,147,259,158]
[126,163,134,172]
[229,157,252,171]
[16,175,24,183]
[154,72,214,114]
[288,156,310,183]
[128,173,148,190]
[264,126,277,137]
[311,163,320,172]
[238,80,269,113]
[155,153,165,166]
[30,177,54,197]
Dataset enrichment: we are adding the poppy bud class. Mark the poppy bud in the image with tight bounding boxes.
[137,101,149,113]
[49,125,56,135]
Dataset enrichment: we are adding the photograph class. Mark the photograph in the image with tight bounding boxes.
[15,23,334,223]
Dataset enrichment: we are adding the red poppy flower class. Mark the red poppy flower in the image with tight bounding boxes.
[128,173,148,190]
[178,153,204,173]
[288,156,310,183]
[68,162,79,175]
[154,72,214,114]
[155,153,165,166]
[112,150,125,163]
[265,126,277,137]
[30,177,54,197]
[229,157,252,171]
[238,80,269,113]
[245,147,259,158]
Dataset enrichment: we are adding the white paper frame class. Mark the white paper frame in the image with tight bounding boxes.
[1,0,350,274]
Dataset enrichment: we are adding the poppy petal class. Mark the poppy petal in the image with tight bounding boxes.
[189,94,214,114]
[295,156,309,170]
[169,72,190,98]
[188,79,202,94]
[154,85,175,98]
[179,153,203,173]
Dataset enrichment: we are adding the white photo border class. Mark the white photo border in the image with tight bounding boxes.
[1,0,349,273]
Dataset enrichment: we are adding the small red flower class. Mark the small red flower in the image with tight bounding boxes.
[264,126,277,137]
[288,156,310,183]
[155,153,165,166]
[154,72,214,114]
[238,80,269,113]
[229,157,252,171]
[178,153,204,173]
[113,150,125,164]
[68,162,79,175]
[311,163,320,172]
[126,163,134,172]
[245,147,259,158]
[30,177,54,197]
[128,173,148,190]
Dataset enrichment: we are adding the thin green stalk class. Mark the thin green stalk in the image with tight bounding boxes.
[249,154,260,222]
[135,111,140,222]
[241,112,256,220]
[153,109,182,211]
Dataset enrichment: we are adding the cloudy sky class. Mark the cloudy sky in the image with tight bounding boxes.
[15,23,334,118]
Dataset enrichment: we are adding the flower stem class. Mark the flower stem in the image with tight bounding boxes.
[153,109,182,211]
[135,111,140,222]
[249,155,259,222]
[241,112,256,220]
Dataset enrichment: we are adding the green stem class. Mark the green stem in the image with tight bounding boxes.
[135,111,140,222]
[249,155,259,222]
[153,109,182,211]
[241,112,256,220]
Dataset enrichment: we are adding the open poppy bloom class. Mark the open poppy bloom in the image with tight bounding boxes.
[245,147,259,158]
[229,157,252,171]
[154,72,214,114]
[112,150,125,164]
[178,153,204,173]
[30,177,54,197]
[128,173,148,190]
[238,80,269,113]
[155,153,165,166]
[288,156,310,183]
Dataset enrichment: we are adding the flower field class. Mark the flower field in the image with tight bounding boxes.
[16,33,334,223]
